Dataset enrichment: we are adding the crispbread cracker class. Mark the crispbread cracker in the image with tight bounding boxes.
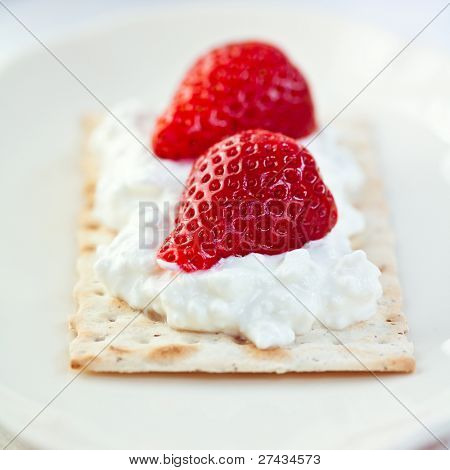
[70,117,414,373]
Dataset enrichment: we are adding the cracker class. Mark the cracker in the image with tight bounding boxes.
[70,117,414,373]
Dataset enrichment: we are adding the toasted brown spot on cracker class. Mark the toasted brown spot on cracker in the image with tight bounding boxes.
[70,354,97,369]
[245,344,289,360]
[84,181,96,196]
[109,345,131,354]
[85,220,100,230]
[147,310,164,322]
[71,360,82,369]
[385,313,402,323]
[233,336,249,345]
[148,344,197,362]
[112,298,131,310]
[81,243,96,253]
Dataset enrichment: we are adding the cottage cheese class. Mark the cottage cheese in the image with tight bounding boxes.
[96,222,381,349]
[93,103,382,349]
[91,101,191,230]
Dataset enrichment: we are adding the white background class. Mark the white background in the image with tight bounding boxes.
[1,0,450,67]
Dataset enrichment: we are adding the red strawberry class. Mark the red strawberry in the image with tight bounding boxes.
[157,130,337,272]
[152,41,316,159]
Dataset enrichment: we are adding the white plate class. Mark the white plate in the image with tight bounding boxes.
[1,4,450,449]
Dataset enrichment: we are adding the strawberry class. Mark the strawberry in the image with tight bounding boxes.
[152,41,316,159]
[157,130,337,272]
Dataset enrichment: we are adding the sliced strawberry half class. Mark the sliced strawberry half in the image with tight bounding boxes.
[152,41,316,159]
[157,130,337,272]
